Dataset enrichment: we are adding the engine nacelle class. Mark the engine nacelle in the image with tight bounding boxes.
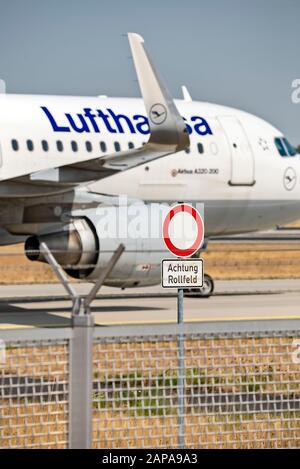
[25,204,169,288]
[25,218,99,279]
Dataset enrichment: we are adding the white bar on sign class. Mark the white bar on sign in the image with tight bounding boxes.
[161,259,204,288]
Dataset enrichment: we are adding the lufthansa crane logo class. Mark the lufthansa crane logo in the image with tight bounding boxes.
[149,103,167,125]
[283,167,297,191]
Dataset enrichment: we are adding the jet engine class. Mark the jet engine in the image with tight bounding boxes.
[25,204,169,288]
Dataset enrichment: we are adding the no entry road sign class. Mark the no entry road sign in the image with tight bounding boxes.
[162,203,204,257]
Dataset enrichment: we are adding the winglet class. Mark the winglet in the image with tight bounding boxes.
[128,33,189,152]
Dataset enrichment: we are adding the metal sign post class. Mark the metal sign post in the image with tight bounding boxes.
[177,287,184,324]
[177,286,185,448]
[161,203,205,449]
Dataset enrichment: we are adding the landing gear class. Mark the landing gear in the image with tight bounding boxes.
[183,238,214,298]
[184,274,214,298]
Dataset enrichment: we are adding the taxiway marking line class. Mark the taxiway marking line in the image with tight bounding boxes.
[0,324,34,329]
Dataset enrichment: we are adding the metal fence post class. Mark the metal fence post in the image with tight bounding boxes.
[68,245,125,449]
[177,288,185,448]
[69,314,94,449]
[39,241,125,448]
[69,244,125,449]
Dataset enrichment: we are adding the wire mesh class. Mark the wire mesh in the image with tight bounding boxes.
[1,327,300,449]
[93,331,300,448]
[0,339,69,448]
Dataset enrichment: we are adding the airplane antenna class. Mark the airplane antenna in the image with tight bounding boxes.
[181,85,192,102]
[0,79,6,94]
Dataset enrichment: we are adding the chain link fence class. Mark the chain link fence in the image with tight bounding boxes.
[0,333,69,448]
[0,321,300,448]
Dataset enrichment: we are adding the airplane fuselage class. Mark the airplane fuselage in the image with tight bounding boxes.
[0,94,299,237]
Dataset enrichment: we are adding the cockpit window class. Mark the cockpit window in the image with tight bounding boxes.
[283,138,297,156]
[275,137,297,157]
[274,137,287,156]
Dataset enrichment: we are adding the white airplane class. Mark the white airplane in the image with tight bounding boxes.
[0,33,298,297]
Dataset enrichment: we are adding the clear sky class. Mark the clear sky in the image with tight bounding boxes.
[0,0,300,142]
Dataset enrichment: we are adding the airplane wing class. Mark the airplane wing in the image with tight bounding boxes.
[20,32,189,187]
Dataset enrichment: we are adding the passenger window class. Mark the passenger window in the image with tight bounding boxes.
[86,141,92,152]
[197,143,204,154]
[274,138,287,157]
[210,142,218,155]
[114,142,121,152]
[27,140,34,151]
[283,138,297,156]
[128,142,135,149]
[100,141,107,152]
[71,141,78,152]
[56,141,63,152]
[11,139,19,151]
[41,140,49,152]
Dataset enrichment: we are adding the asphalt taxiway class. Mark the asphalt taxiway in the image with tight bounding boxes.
[0,279,300,328]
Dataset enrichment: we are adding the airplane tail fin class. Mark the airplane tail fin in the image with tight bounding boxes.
[128,32,189,152]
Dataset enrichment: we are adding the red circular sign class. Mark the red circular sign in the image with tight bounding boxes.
[163,204,204,257]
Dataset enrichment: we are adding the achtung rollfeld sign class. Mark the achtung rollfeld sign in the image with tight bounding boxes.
[162,259,203,288]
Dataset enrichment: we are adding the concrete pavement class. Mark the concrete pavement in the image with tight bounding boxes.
[0,279,300,328]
